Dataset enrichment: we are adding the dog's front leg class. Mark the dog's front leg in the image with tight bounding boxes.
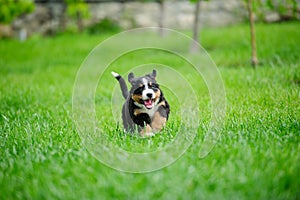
[140,124,154,137]
[151,111,167,133]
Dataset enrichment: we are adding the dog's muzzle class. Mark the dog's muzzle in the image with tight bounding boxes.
[143,91,155,109]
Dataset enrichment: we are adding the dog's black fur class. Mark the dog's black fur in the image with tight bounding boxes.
[112,70,170,136]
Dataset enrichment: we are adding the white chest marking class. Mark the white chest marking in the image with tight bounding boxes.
[141,104,159,119]
[133,100,163,119]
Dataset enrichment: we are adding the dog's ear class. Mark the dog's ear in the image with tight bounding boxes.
[151,69,157,79]
[128,72,135,83]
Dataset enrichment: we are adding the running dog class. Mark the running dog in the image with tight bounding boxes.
[111,70,170,136]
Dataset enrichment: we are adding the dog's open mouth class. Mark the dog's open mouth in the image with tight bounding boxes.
[143,99,154,109]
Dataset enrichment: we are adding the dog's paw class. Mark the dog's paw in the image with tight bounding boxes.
[144,132,155,137]
[140,124,155,137]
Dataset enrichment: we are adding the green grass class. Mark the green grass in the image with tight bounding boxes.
[1,22,300,199]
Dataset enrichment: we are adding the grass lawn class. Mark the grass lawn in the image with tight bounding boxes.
[1,22,300,199]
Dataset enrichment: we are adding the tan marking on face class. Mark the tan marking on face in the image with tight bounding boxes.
[150,111,167,132]
[153,89,161,102]
[139,84,143,87]
[157,100,165,107]
[132,94,143,103]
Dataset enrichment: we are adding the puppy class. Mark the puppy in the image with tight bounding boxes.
[111,70,170,136]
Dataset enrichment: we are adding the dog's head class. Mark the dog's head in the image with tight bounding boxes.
[128,70,161,109]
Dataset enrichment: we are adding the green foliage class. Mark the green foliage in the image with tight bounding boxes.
[189,0,210,3]
[0,0,34,24]
[246,0,299,21]
[65,0,90,19]
[86,18,121,34]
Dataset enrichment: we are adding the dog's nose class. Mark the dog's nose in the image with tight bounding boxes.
[146,93,153,98]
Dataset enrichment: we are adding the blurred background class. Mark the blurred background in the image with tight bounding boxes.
[1,0,299,40]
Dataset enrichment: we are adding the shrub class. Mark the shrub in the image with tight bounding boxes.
[86,18,121,35]
[0,0,34,24]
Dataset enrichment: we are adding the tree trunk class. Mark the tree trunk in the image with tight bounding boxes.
[158,0,166,37]
[119,0,125,20]
[59,2,67,32]
[76,10,83,33]
[247,0,258,67]
[190,0,201,53]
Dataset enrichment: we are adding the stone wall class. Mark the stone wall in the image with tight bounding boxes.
[115,0,245,29]
[10,0,246,38]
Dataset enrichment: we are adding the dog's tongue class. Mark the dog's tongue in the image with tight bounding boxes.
[144,99,153,109]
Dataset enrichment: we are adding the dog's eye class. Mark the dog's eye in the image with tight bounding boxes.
[134,85,144,94]
[151,83,159,88]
